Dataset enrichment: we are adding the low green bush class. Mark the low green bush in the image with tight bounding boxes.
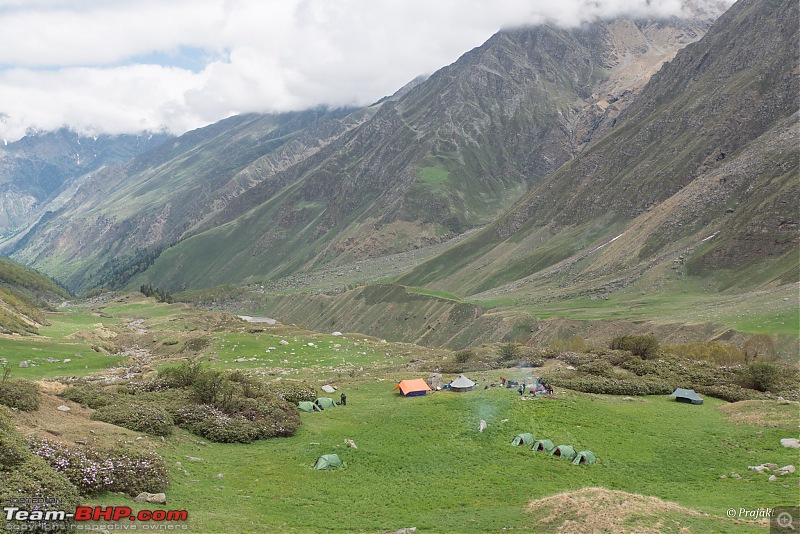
[696,385,767,403]
[158,359,204,388]
[0,378,40,411]
[91,401,174,436]
[262,380,316,404]
[610,335,660,359]
[542,374,664,396]
[497,342,521,361]
[61,383,115,409]
[454,349,475,364]
[176,404,258,443]
[741,361,782,392]
[577,359,616,378]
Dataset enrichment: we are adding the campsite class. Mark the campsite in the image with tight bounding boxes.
[2,297,797,532]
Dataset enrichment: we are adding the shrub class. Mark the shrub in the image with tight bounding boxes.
[158,359,204,388]
[610,335,660,359]
[237,397,301,439]
[697,385,767,403]
[92,401,174,436]
[262,381,316,404]
[498,342,522,361]
[542,374,656,396]
[176,404,258,443]
[741,361,782,392]
[454,350,474,364]
[0,378,40,411]
[28,437,168,496]
[62,383,115,409]
[577,359,616,378]
[0,409,80,530]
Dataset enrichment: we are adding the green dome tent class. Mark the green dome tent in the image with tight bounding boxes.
[531,439,556,453]
[550,445,577,460]
[313,454,343,470]
[511,433,534,446]
[298,401,321,412]
[670,388,704,405]
[315,397,337,409]
[572,450,597,465]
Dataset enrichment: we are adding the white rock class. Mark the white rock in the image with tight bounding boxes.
[133,492,166,504]
[279,340,289,346]
[479,420,487,432]
[776,465,795,475]
[780,438,800,449]
[332,332,342,336]
[56,405,71,412]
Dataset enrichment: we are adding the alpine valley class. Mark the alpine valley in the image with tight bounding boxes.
[2,0,798,354]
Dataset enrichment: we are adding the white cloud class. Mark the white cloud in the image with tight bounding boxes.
[0,0,734,141]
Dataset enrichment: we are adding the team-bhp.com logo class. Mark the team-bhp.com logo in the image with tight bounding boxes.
[5,505,188,527]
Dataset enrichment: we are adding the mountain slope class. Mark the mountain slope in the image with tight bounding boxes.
[0,129,170,240]
[125,14,714,292]
[398,0,799,300]
[9,108,376,291]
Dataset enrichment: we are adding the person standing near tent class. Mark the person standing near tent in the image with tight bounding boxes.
[340,392,347,406]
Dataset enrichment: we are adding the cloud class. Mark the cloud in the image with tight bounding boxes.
[0,0,734,141]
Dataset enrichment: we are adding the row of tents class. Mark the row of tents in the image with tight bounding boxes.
[512,433,596,465]
[298,397,337,412]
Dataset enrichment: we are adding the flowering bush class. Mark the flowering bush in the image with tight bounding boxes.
[261,380,316,404]
[92,401,174,436]
[175,404,258,443]
[27,437,168,496]
[1,408,80,530]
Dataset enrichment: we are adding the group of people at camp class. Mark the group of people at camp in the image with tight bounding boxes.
[500,376,553,396]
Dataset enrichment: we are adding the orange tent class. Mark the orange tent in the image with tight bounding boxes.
[393,379,432,397]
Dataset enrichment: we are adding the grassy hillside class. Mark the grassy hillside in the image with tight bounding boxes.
[0,256,68,335]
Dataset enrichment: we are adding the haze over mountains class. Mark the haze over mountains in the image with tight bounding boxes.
[0,0,796,349]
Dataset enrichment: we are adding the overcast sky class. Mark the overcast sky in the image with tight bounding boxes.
[0,0,733,142]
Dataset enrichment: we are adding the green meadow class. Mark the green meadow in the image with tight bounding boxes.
[82,381,797,532]
[4,296,798,532]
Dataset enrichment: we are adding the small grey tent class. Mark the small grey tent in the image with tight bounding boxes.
[670,388,704,405]
[511,433,534,446]
[531,439,556,453]
[550,445,577,460]
[298,401,321,412]
[313,454,343,470]
[572,450,597,465]
[315,397,337,409]
[450,375,476,392]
